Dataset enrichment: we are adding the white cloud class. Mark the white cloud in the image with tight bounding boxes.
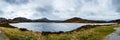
[0,0,119,20]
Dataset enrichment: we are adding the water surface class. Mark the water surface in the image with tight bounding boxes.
[10,23,114,32]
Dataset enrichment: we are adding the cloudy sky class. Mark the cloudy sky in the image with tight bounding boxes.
[0,0,120,20]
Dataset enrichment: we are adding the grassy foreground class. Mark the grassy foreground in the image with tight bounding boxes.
[0,24,120,40]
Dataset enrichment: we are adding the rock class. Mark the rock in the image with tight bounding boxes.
[19,28,28,31]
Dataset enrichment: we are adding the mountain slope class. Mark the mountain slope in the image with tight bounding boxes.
[64,17,108,23]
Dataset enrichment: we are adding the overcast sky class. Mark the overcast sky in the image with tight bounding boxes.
[0,0,120,20]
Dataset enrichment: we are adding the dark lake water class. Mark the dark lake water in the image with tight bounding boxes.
[10,23,114,32]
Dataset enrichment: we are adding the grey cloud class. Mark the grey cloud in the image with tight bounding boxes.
[112,0,120,6]
[116,8,120,12]
[112,0,120,13]
[0,10,4,15]
[35,5,54,16]
[4,0,29,5]
[112,0,120,8]
[34,5,60,20]
[0,0,119,20]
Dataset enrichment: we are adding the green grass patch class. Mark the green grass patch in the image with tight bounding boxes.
[0,24,120,40]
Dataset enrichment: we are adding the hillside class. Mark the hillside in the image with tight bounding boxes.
[109,19,120,23]
[64,17,108,23]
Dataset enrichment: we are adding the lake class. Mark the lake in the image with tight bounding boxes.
[10,23,114,32]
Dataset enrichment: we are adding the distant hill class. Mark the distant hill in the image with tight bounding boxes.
[109,19,120,23]
[33,18,63,22]
[0,18,8,22]
[0,17,119,23]
[8,17,63,23]
[12,17,32,22]
[64,17,108,23]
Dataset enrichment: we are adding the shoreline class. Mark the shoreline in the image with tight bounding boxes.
[0,22,119,40]
[0,22,116,34]
[0,24,119,40]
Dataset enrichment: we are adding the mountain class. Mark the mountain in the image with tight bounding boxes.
[0,17,109,23]
[109,19,120,23]
[9,17,63,23]
[0,18,8,22]
[64,17,108,23]
[11,17,32,22]
[33,18,63,22]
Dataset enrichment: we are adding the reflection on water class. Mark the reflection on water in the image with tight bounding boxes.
[10,23,114,32]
